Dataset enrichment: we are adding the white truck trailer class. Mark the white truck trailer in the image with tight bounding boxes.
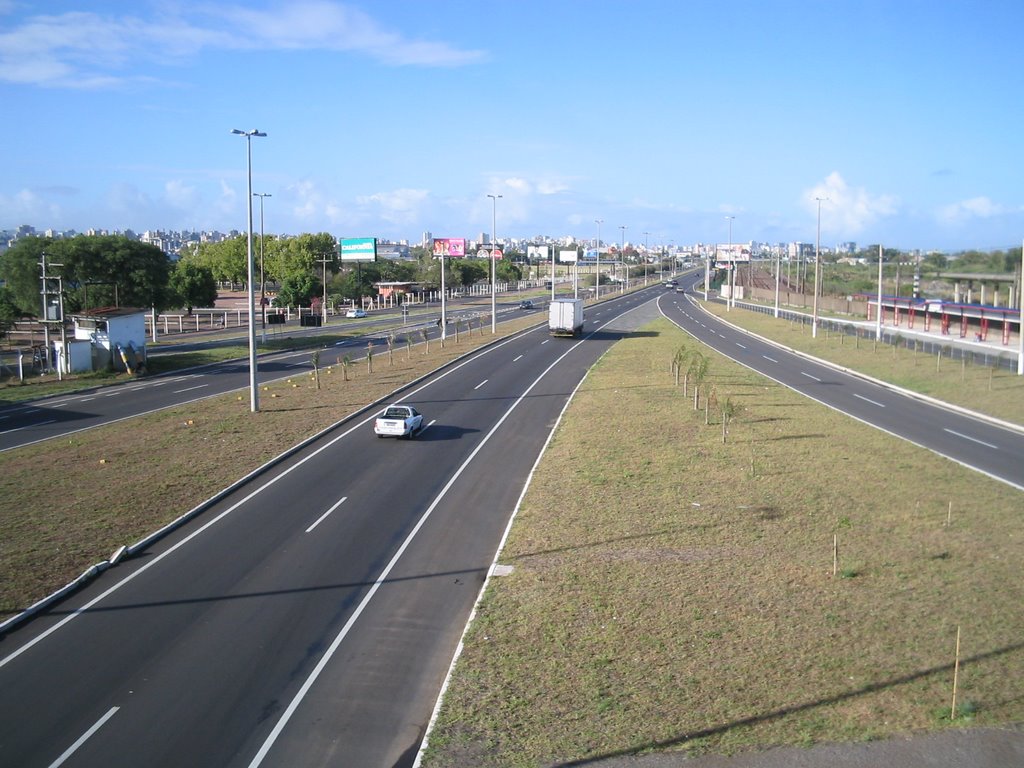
[548,297,584,337]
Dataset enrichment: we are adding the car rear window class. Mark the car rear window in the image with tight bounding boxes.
[384,407,408,418]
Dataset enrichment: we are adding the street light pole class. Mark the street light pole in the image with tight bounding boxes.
[619,225,627,293]
[1017,238,1023,375]
[812,196,826,338]
[595,219,603,300]
[774,246,781,318]
[487,193,502,334]
[253,192,272,342]
[231,128,266,413]
[642,231,650,285]
[725,215,735,310]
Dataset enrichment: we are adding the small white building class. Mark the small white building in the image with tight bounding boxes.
[69,307,148,373]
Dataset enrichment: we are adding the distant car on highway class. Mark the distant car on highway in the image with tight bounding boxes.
[345,308,367,318]
[374,404,424,439]
[519,300,535,310]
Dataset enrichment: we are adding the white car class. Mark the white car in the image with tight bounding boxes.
[374,404,424,439]
[346,308,367,318]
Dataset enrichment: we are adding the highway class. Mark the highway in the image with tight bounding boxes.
[0,286,663,768]
[0,302,533,453]
[659,285,1024,491]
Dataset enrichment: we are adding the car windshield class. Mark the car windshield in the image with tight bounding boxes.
[383,407,409,418]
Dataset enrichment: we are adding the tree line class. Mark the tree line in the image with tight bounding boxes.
[0,234,526,337]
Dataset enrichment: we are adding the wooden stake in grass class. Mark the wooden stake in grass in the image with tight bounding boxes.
[833,534,838,577]
[951,625,961,720]
[947,501,952,527]
[366,341,374,374]
[310,350,321,390]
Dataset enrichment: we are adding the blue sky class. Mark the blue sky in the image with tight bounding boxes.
[2,0,1022,252]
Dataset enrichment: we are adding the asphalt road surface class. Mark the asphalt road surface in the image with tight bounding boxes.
[0,286,663,768]
[0,302,536,453]
[658,287,1024,491]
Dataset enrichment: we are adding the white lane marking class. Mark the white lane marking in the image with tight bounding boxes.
[943,428,998,450]
[800,372,821,382]
[735,343,747,349]
[48,706,119,768]
[103,391,123,397]
[513,355,523,362]
[1,419,57,435]
[306,497,347,533]
[247,331,585,768]
[853,393,886,408]
[474,379,488,390]
[80,398,96,402]
[172,384,209,394]
[762,355,778,363]
[541,339,550,344]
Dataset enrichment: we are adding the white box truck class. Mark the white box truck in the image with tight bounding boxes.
[548,298,584,337]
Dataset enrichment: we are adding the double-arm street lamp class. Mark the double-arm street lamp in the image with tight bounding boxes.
[595,219,603,300]
[231,128,267,413]
[487,193,502,334]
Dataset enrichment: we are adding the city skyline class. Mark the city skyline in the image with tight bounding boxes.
[2,1,1023,253]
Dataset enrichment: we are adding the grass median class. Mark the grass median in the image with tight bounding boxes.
[421,317,1024,766]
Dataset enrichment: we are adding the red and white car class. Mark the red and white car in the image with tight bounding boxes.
[373,404,424,439]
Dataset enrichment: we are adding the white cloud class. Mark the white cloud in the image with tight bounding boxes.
[936,196,1006,225]
[803,172,898,236]
[356,188,430,226]
[0,188,63,225]
[164,180,199,211]
[0,2,484,88]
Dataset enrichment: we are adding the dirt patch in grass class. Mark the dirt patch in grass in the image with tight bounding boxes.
[0,318,539,619]
[421,318,1024,767]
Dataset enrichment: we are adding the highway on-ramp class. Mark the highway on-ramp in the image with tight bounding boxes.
[658,286,1024,491]
[0,286,663,768]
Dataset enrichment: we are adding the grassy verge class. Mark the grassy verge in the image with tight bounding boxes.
[700,301,1024,426]
[421,318,1024,766]
[0,317,540,619]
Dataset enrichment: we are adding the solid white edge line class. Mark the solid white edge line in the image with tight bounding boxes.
[305,496,348,534]
[246,329,591,768]
[48,706,119,768]
[412,346,603,768]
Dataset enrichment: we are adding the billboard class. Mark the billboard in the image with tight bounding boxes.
[559,249,578,263]
[476,246,504,259]
[340,237,377,262]
[527,244,549,261]
[433,238,466,258]
[715,243,750,263]
[581,248,599,261]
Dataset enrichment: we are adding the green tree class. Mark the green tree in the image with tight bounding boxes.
[168,261,218,314]
[276,273,320,307]
[0,286,24,342]
[0,236,51,315]
[56,235,171,311]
